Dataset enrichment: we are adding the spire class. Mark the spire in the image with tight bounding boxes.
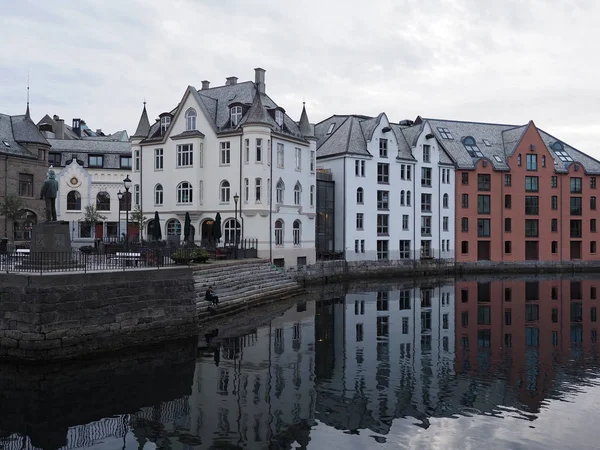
[25,74,30,119]
[133,101,150,138]
[240,90,272,127]
[298,102,313,137]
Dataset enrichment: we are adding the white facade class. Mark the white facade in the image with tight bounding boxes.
[132,70,316,267]
[316,114,455,261]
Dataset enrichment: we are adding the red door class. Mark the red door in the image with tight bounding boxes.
[95,223,104,239]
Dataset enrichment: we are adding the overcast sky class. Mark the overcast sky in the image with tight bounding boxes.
[2,0,600,158]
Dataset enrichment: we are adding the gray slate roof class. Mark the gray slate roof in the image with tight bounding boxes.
[315,115,371,158]
[0,113,49,159]
[11,114,50,146]
[298,104,314,138]
[133,105,151,138]
[392,123,417,161]
[139,81,310,143]
[47,138,131,169]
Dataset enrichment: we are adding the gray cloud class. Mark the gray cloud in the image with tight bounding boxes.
[1,0,599,158]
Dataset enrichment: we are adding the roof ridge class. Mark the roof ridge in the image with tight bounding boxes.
[424,117,519,128]
[317,116,350,149]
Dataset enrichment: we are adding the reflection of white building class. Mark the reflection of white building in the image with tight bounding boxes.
[36,114,131,243]
[316,285,455,433]
[131,68,316,267]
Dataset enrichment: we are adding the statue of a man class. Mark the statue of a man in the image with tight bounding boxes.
[40,169,59,222]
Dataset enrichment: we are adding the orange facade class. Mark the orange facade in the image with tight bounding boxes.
[456,123,599,262]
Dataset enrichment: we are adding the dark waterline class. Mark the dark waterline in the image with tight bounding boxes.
[2,275,600,449]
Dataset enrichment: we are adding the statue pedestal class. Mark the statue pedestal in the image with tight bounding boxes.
[22,222,81,270]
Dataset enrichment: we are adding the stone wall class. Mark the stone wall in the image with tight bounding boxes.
[288,259,600,285]
[0,267,198,360]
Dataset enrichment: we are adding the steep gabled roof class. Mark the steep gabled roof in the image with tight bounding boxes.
[392,123,417,161]
[537,129,600,174]
[11,114,50,146]
[298,103,314,138]
[132,104,151,138]
[501,124,529,157]
[0,113,36,158]
[315,115,371,158]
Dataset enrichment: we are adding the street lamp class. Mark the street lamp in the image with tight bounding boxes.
[117,190,123,242]
[233,193,239,259]
[123,175,131,251]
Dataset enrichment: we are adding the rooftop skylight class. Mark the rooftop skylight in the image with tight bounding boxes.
[463,136,483,158]
[437,127,453,140]
[483,139,492,147]
[493,155,502,163]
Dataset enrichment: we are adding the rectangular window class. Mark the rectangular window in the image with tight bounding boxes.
[421,193,432,212]
[256,138,263,162]
[402,214,409,231]
[177,144,193,167]
[571,177,582,193]
[443,216,449,232]
[525,176,539,192]
[399,240,411,259]
[18,173,33,197]
[592,219,597,233]
[377,214,389,235]
[552,195,558,209]
[244,139,250,163]
[360,240,365,253]
[592,196,597,210]
[255,178,262,202]
[570,219,582,238]
[310,185,315,207]
[505,194,512,209]
[356,213,364,230]
[551,218,558,232]
[120,155,132,169]
[591,241,597,254]
[505,240,512,253]
[377,163,389,183]
[421,216,432,236]
[505,309,512,325]
[592,177,597,189]
[461,217,469,232]
[421,167,432,187]
[295,147,301,170]
[477,219,491,237]
[504,174,512,186]
[310,150,315,172]
[461,241,468,254]
[525,196,539,215]
[552,240,558,253]
[526,154,537,171]
[570,197,582,215]
[220,141,231,165]
[155,148,163,170]
[401,317,409,335]
[462,193,469,208]
[525,219,539,237]
[406,165,411,180]
[400,164,406,179]
[423,144,430,162]
[276,143,284,167]
[377,240,388,260]
[478,195,491,214]
[134,150,140,171]
[478,306,491,325]
[551,176,558,188]
[88,155,104,168]
[399,290,411,309]
[379,138,388,158]
[377,292,389,311]
[377,190,389,210]
[462,172,469,185]
[477,174,491,191]
[48,152,61,166]
[505,218,512,232]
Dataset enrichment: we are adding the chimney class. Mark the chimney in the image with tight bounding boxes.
[53,114,60,121]
[254,68,266,94]
[226,76,238,86]
[96,128,103,135]
[201,80,210,90]
[72,118,81,138]
[55,118,64,139]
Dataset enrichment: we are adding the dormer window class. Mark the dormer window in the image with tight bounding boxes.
[185,108,197,131]
[275,110,284,127]
[160,116,171,134]
[463,136,483,158]
[552,142,573,162]
[231,106,242,126]
[327,123,335,135]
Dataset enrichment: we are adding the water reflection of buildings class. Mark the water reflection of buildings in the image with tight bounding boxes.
[454,278,600,413]
[315,283,456,434]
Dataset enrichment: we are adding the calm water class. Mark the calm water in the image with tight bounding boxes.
[2,275,600,450]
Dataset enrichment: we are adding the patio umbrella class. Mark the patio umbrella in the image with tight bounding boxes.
[213,212,222,243]
[184,212,192,242]
[152,211,162,241]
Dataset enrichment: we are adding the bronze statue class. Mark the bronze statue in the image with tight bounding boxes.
[40,169,58,222]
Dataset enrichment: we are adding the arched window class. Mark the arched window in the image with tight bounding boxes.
[275,219,284,246]
[230,106,242,126]
[463,136,483,157]
[294,182,302,205]
[276,180,285,204]
[166,219,181,236]
[185,108,197,131]
[223,218,241,245]
[220,180,230,203]
[177,181,193,203]
[400,190,405,206]
[356,187,363,204]
[155,184,163,205]
[406,190,411,207]
[96,191,110,211]
[443,193,449,208]
[293,220,301,245]
[13,209,36,241]
[67,191,81,210]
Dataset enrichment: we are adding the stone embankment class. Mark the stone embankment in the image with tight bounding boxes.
[193,259,304,322]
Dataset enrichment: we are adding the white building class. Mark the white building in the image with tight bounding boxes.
[131,68,317,267]
[36,115,131,243]
[314,115,455,260]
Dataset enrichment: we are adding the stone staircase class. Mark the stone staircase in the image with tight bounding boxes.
[192,259,304,320]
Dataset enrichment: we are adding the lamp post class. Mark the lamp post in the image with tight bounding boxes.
[233,193,239,259]
[117,190,123,242]
[123,175,131,251]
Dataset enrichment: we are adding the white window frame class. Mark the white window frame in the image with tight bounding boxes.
[357,187,364,204]
[276,180,285,204]
[199,180,203,204]
[310,185,315,208]
[154,184,163,205]
[155,148,163,170]
[166,219,181,236]
[185,108,197,131]
[177,181,193,204]
[244,178,249,203]
[310,150,315,173]
[255,178,262,202]
[275,219,284,246]
[294,182,302,205]
[244,139,250,164]
[231,106,242,126]
[256,138,263,163]
[134,184,140,206]
[295,147,302,171]
[134,150,140,172]
[293,220,301,245]
[275,110,284,126]
[220,180,231,203]
[277,143,284,168]
[220,141,231,165]
[176,144,193,168]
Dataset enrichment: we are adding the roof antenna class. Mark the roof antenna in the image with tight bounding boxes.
[25,71,31,119]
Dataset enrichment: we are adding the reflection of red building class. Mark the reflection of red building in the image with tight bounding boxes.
[455,278,599,412]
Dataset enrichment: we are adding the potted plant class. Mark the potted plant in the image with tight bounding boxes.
[192,247,209,263]
[170,249,194,265]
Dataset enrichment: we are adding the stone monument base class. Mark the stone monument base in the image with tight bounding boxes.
[22,221,82,271]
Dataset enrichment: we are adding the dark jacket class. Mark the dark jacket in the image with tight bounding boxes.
[40,178,58,199]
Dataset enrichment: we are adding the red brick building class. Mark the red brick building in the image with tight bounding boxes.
[415,117,600,262]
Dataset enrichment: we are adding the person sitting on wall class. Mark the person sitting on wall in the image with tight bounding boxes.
[205,286,219,306]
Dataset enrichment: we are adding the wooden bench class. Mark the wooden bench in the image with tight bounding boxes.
[113,252,141,266]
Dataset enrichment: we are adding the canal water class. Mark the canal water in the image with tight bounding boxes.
[1,275,600,450]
